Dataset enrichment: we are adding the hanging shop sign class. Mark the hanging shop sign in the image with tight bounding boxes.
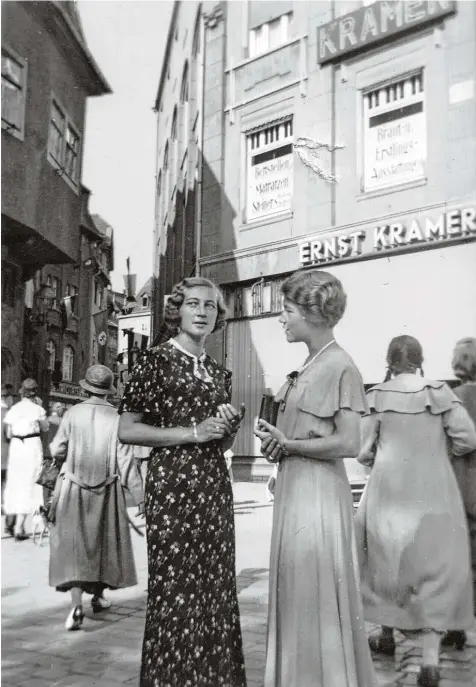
[247,153,293,221]
[318,1,456,65]
[299,206,476,266]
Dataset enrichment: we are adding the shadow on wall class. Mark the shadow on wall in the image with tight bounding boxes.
[152,150,268,463]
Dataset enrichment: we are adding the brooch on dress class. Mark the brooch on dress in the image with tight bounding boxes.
[280,370,299,411]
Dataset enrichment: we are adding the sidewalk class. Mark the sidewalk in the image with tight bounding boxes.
[2,484,476,686]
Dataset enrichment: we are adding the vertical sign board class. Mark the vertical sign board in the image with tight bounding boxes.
[247,153,293,222]
[364,96,427,192]
[317,1,457,65]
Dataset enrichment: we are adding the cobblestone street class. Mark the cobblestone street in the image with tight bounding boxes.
[2,483,475,687]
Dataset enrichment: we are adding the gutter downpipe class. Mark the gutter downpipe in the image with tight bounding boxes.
[195,8,206,277]
[330,0,336,227]
[152,104,161,338]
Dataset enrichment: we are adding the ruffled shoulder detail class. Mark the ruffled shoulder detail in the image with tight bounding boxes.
[297,349,368,418]
[367,377,461,415]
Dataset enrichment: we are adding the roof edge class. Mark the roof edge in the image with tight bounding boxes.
[53,1,112,96]
[154,0,181,111]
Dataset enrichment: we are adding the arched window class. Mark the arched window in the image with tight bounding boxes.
[62,345,74,382]
[46,340,56,372]
[180,63,189,165]
[163,142,169,214]
[171,107,178,186]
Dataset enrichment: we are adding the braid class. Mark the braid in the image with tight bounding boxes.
[383,367,393,383]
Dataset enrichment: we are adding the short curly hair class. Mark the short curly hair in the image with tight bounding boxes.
[164,277,227,335]
[281,269,347,328]
[452,337,476,382]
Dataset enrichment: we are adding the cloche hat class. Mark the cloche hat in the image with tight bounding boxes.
[19,378,39,397]
[79,364,116,396]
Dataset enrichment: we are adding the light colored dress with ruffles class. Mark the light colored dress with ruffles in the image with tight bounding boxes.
[355,374,476,631]
[265,344,377,687]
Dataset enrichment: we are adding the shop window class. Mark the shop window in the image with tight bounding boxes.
[1,47,27,140]
[249,12,293,58]
[62,345,74,382]
[246,118,293,223]
[362,70,425,193]
[47,95,81,189]
[46,340,56,372]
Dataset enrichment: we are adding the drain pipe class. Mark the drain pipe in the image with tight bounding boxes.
[195,9,206,277]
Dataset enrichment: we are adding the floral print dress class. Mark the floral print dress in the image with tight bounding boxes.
[119,340,247,687]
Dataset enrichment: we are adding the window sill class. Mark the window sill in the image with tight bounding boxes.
[356,177,427,201]
[2,120,24,141]
[47,154,79,194]
[239,210,293,232]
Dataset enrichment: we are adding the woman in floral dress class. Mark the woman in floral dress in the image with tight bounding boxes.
[118,277,246,687]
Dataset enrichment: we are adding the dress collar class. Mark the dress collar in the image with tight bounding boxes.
[169,338,212,383]
[169,338,207,362]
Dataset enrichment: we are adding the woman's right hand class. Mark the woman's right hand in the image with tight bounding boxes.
[261,436,282,463]
[195,417,230,443]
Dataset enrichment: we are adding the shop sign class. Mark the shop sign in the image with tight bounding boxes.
[318,1,456,65]
[54,381,88,398]
[364,100,426,191]
[299,206,476,266]
[247,153,293,221]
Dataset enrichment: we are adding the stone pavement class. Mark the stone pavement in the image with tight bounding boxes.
[2,483,476,687]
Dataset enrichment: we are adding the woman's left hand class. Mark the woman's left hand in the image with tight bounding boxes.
[254,419,286,447]
[217,403,245,435]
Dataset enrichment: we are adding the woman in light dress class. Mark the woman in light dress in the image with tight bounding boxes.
[254,269,377,687]
[442,337,476,650]
[355,335,476,687]
[3,378,48,540]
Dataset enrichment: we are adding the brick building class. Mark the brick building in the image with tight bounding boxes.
[1,0,111,398]
[154,0,476,469]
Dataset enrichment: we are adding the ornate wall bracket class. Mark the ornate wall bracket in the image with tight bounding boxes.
[293,137,345,184]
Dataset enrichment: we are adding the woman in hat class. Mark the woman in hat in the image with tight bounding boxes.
[118,277,246,687]
[355,335,476,687]
[3,379,48,540]
[253,269,377,687]
[48,364,144,631]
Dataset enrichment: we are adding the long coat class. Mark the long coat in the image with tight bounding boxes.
[355,375,476,631]
[49,396,144,592]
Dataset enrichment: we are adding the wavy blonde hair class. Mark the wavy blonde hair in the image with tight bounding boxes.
[281,269,347,328]
[164,277,227,335]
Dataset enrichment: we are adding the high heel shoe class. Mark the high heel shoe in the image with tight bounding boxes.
[441,630,466,651]
[14,529,29,541]
[65,605,84,631]
[368,633,396,656]
[91,595,111,614]
[417,665,440,686]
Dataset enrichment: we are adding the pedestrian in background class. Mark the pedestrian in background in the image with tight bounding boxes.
[254,269,377,687]
[355,335,476,687]
[3,379,48,540]
[48,364,144,631]
[1,383,16,536]
[442,337,476,650]
[118,276,246,687]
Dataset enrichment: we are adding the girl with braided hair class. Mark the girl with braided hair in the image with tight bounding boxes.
[355,335,476,687]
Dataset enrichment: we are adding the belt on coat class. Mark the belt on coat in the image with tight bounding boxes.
[11,433,41,441]
[63,471,119,493]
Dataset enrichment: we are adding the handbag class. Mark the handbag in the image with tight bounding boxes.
[259,391,280,427]
[36,459,60,491]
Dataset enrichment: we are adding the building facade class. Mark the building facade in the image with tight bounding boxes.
[153,0,476,465]
[116,279,152,397]
[1,0,111,397]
